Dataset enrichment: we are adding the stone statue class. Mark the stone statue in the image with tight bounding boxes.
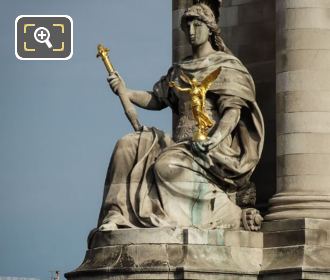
[92,3,264,240]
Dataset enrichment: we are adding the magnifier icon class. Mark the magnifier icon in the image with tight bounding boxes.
[34,27,53,48]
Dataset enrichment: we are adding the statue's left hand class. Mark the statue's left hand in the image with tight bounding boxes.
[191,132,222,155]
[191,141,212,165]
[202,131,222,151]
[191,141,207,154]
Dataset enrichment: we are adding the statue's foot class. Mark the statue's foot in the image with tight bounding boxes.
[99,221,118,231]
[241,208,263,231]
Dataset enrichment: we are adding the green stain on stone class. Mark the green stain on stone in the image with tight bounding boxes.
[191,163,209,225]
[216,229,225,245]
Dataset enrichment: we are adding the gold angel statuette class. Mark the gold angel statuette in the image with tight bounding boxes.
[169,67,222,141]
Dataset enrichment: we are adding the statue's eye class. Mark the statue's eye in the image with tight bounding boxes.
[193,20,203,27]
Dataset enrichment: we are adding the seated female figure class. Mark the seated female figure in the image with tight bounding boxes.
[96,3,264,233]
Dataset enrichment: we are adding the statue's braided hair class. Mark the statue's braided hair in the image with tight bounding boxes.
[181,3,232,54]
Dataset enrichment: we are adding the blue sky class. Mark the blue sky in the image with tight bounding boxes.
[0,1,172,279]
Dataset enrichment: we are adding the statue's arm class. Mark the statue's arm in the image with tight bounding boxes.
[176,86,191,93]
[216,108,240,139]
[127,89,167,110]
[108,72,167,110]
[203,108,240,150]
[169,82,191,93]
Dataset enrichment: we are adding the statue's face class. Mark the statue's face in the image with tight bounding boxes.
[185,19,210,47]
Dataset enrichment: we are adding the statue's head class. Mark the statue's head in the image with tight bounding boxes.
[181,3,230,53]
[191,78,198,86]
[183,17,210,48]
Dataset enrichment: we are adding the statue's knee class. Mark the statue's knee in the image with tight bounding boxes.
[154,156,171,180]
[115,133,139,149]
[115,138,127,150]
[154,153,183,180]
[112,133,140,162]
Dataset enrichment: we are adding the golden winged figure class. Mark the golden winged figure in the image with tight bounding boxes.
[169,67,222,141]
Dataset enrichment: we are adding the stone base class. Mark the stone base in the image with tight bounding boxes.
[260,218,330,280]
[66,220,330,279]
[65,227,263,280]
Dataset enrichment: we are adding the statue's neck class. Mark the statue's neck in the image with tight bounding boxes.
[191,41,216,59]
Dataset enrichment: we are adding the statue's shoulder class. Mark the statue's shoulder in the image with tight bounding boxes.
[210,52,251,77]
[211,51,245,68]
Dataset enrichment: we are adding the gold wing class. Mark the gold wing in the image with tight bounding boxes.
[200,67,222,90]
[179,70,193,86]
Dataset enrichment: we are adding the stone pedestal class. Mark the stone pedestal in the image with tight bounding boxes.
[261,219,330,279]
[265,0,330,220]
[65,228,263,280]
[66,222,330,279]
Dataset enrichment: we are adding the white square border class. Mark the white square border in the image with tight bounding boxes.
[15,15,73,61]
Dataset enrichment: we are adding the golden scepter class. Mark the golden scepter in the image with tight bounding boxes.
[96,44,142,131]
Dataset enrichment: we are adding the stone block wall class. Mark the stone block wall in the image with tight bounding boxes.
[172,0,193,63]
[220,0,276,212]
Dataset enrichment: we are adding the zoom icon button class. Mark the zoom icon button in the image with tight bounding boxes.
[15,15,73,60]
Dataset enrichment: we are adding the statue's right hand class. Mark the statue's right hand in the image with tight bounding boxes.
[107,72,127,96]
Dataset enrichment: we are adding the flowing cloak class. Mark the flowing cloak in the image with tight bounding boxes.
[96,51,264,232]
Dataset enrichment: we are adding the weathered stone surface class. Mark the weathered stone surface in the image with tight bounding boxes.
[67,271,259,280]
[259,219,330,279]
[261,270,330,280]
[264,229,330,247]
[90,227,263,248]
[266,201,330,220]
[248,61,275,83]
[277,70,330,92]
[67,220,330,279]
[276,175,330,193]
[277,50,330,72]
[221,21,275,50]
[172,28,187,48]
[276,91,330,113]
[277,154,330,176]
[219,6,239,27]
[262,245,330,274]
[172,9,186,30]
[221,0,275,27]
[277,112,330,134]
[231,0,258,5]
[277,0,330,9]
[277,133,330,155]
[66,228,263,280]
[266,194,330,220]
[277,29,330,51]
[173,0,193,10]
[277,8,330,30]
[172,45,191,62]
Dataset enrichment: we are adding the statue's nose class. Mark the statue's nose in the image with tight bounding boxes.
[189,24,195,36]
